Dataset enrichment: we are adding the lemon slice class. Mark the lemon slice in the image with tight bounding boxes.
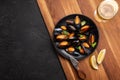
[97,49,106,64]
[90,55,98,70]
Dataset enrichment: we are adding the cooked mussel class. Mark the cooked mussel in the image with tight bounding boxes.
[82,42,90,48]
[79,34,87,40]
[66,20,74,24]
[77,46,85,54]
[68,25,76,31]
[61,26,67,30]
[89,34,95,44]
[66,46,75,53]
[59,41,69,48]
[80,25,90,33]
[54,28,62,35]
[82,46,91,54]
[54,28,62,32]
[69,33,75,39]
[56,34,67,40]
[75,16,80,25]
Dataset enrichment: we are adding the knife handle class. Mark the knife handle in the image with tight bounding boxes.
[77,67,86,80]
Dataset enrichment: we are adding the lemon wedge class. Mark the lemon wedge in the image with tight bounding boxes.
[90,55,98,70]
[97,49,106,64]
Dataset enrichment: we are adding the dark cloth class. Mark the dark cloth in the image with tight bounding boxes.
[0,0,66,80]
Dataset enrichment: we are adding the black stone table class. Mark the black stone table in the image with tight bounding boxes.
[0,0,66,80]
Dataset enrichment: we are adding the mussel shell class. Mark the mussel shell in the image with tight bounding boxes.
[54,28,62,36]
[80,25,90,33]
[56,34,67,40]
[89,34,95,44]
[58,41,69,48]
[75,16,81,25]
[79,47,85,54]
[66,20,74,24]
[68,25,76,31]
[79,35,87,40]
[72,40,80,46]
[54,28,62,32]
[61,26,67,30]
[76,24,81,29]
[82,42,90,48]
[66,46,75,53]
[69,33,75,39]
[82,46,91,55]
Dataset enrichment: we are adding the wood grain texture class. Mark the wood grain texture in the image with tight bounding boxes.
[37,0,120,80]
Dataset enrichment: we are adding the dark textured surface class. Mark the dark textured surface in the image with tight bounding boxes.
[0,0,66,80]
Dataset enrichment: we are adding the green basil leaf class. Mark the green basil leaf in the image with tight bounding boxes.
[92,42,97,48]
[81,21,86,26]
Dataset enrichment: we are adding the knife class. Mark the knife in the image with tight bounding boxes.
[69,55,86,80]
[54,45,86,80]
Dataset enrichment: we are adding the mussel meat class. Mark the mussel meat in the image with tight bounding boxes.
[59,41,69,48]
[75,16,80,25]
[56,34,67,40]
[82,42,90,48]
[67,46,75,53]
[61,26,67,30]
[80,25,90,33]
[79,34,87,40]
[77,46,85,54]
[69,33,75,39]
[89,34,95,44]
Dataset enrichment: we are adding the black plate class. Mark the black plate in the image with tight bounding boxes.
[53,14,99,60]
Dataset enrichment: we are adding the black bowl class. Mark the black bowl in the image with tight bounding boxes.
[53,14,99,60]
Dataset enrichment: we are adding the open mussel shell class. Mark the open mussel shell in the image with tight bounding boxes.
[79,47,85,54]
[66,20,74,24]
[56,34,67,41]
[68,33,76,40]
[79,35,87,41]
[68,25,76,31]
[61,26,67,30]
[82,42,90,48]
[54,28,62,36]
[75,16,81,25]
[58,41,69,48]
[66,46,75,53]
[80,25,90,33]
[89,34,95,44]
[76,46,85,54]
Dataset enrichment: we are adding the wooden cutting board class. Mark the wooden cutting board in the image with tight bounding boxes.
[37,0,120,80]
